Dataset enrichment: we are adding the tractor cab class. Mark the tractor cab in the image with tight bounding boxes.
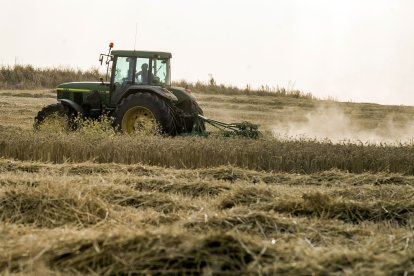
[107,50,173,105]
[109,50,171,87]
[98,44,175,106]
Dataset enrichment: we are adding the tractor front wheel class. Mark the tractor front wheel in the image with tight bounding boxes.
[113,93,175,135]
[34,103,74,131]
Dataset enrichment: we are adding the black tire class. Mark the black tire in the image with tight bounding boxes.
[34,103,69,131]
[113,92,175,135]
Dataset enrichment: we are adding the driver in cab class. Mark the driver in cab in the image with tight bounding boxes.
[136,63,149,84]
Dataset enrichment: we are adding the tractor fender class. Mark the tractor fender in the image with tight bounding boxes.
[59,99,85,116]
[119,85,178,104]
[169,86,197,103]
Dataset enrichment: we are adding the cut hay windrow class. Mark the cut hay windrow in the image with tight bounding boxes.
[92,185,197,214]
[0,186,109,228]
[1,230,275,275]
[265,192,414,225]
[130,177,231,197]
[217,187,414,225]
[184,210,299,237]
[1,226,413,275]
[184,209,377,246]
[217,184,280,210]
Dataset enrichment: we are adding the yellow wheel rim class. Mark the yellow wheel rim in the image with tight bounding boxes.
[122,106,158,135]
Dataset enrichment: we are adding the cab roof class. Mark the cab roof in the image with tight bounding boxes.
[111,50,172,59]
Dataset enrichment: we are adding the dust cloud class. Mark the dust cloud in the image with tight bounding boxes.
[272,105,414,144]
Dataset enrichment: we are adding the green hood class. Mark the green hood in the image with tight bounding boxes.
[56,82,109,93]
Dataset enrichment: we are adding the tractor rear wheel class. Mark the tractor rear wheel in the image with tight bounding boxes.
[34,103,74,131]
[113,92,175,135]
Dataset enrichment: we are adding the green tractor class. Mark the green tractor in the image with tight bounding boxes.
[35,43,260,138]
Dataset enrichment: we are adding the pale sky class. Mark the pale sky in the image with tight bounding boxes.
[1,0,414,105]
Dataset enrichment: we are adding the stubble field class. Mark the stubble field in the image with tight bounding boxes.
[1,88,414,274]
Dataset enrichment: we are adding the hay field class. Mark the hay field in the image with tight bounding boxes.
[1,88,414,274]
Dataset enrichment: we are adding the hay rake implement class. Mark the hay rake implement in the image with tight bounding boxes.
[193,115,261,138]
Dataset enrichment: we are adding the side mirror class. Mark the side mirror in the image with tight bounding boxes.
[99,55,103,65]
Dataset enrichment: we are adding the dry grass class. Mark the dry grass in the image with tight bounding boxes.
[1,84,414,274]
[0,160,413,274]
[0,65,103,90]
[1,127,414,174]
[0,186,108,228]
[174,79,315,99]
[270,192,414,225]
[0,65,314,100]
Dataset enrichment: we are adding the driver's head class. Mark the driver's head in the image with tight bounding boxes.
[141,63,148,71]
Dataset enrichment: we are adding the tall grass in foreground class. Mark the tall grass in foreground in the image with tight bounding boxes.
[1,127,414,174]
[0,65,103,90]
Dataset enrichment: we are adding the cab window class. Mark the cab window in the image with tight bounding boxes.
[114,57,135,84]
[152,59,168,85]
